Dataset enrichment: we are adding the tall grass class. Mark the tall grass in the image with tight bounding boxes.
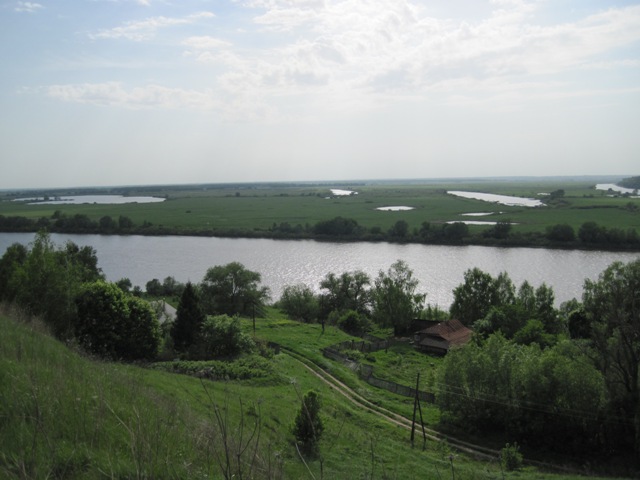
[0,310,285,479]
[0,309,624,479]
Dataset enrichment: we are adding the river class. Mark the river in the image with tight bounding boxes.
[1,233,638,308]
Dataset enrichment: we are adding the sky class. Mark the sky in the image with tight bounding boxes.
[1,0,639,189]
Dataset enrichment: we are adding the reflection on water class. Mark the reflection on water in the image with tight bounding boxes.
[13,195,165,205]
[330,189,357,196]
[2,233,637,309]
[596,184,638,195]
[448,191,544,207]
[446,220,501,225]
[376,206,415,211]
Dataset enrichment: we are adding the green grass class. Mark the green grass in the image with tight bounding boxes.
[2,179,638,238]
[0,310,630,479]
[361,342,443,391]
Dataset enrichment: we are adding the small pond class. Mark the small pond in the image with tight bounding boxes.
[376,206,415,211]
[330,189,357,196]
[461,212,497,217]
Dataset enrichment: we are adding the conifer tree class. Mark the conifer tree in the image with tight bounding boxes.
[292,390,323,455]
[172,282,205,353]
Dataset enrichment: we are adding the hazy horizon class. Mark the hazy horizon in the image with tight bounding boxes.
[1,1,639,190]
[2,173,634,193]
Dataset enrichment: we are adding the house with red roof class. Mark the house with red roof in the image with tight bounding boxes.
[414,319,472,355]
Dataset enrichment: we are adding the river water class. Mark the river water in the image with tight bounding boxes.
[1,233,638,309]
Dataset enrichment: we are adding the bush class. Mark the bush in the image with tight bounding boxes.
[338,310,371,335]
[501,442,523,471]
[75,281,160,361]
[195,315,255,359]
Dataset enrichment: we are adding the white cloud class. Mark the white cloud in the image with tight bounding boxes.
[14,1,44,13]
[43,1,640,118]
[44,82,222,110]
[90,11,215,41]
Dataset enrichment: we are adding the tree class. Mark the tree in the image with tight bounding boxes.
[338,309,372,335]
[0,242,28,302]
[546,223,575,242]
[450,268,514,326]
[162,276,184,297]
[370,260,425,336]
[200,262,270,316]
[484,220,512,239]
[579,221,606,244]
[312,216,361,236]
[388,220,409,239]
[442,222,469,242]
[292,390,324,455]
[116,277,132,293]
[279,284,319,323]
[319,270,371,316]
[9,232,102,337]
[583,259,640,455]
[99,215,117,232]
[534,283,561,334]
[171,282,205,353]
[118,215,134,230]
[146,278,163,296]
[75,280,160,360]
[436,335,606,453]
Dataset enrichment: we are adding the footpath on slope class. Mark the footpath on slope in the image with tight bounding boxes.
[279,345,582,476]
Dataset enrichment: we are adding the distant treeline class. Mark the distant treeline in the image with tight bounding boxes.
[1,211,639,250]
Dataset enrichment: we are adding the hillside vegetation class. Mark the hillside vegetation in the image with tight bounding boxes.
[1,311,627,480]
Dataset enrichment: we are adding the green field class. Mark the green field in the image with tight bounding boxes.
[1,177,639,247]
[1,308,631,479]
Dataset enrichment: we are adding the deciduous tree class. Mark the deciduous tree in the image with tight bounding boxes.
[583,259,640,455]
[370,260,425,336]
[200,262,270,317]
[279,283,319,322]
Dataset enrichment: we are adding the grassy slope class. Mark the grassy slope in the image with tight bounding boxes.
[0,312,628,479]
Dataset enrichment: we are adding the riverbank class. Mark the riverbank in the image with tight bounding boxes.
[2,178,638,251]
[1,221,639,252]
[2,232,637,308]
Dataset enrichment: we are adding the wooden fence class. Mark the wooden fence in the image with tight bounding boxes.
[322,344,435,403]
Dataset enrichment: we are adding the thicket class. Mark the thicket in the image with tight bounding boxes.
[437,260,640,472]
[0,232,161,361]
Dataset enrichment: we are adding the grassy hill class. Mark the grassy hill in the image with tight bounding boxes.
[0,311,627,479]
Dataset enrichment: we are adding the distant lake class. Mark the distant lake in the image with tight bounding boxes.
[596,184,638,195]
[13,195,165,205]
[447,191,545,207]
[1,233,638,309]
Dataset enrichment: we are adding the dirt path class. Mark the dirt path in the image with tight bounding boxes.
[282,347,500,461]
[282,347,582,475]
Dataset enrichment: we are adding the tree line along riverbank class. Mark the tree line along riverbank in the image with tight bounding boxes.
[1,179,638,251]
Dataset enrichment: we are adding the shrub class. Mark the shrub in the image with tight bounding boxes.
[338,310,371,335]
[292,390,324,455]
[195,315,255,359]
[501,442,523,471]
[75,281,160,360]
